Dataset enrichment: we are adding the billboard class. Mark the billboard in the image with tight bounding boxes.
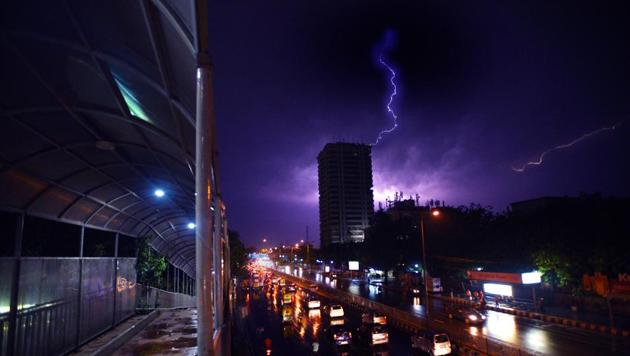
[483,283,513,296]
[521,271,542,284]
[467,271,522,284]
[348,261,359,271]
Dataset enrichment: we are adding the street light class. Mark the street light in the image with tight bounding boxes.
[262,238,267,243]
[420,208,440,318]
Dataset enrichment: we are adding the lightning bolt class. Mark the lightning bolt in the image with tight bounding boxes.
[372,31,399,146]
[512,122,622,172]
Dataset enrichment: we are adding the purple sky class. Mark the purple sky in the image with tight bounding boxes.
[208,1,630,247]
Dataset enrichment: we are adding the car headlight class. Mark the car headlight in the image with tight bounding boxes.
[469,315,478,321]
[481,315,486,320]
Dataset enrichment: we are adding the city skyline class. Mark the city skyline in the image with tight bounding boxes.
[208,1,630,247]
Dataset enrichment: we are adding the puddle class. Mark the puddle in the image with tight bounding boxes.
[144,329,169,339]
[173,327,197,335]
[130,337,197,355]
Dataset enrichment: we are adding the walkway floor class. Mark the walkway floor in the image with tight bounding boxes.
[113,308,198,355]
[71,314,148,355]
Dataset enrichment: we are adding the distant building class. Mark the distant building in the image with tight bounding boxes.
[387,199,424,221]
[510,196,578,215]
[318,143,374,248]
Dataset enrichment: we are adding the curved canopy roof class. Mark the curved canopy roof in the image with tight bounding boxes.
[0,0,209,276]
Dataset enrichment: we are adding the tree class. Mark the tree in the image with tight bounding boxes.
[532,249,578,291]
[135,236,167,288]
[228,230,247,278]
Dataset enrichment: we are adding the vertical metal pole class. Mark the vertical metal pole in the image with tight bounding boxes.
[8,213,24,356]
[196,56,215,356]
[213,204,222,330]
[113,233,119,325]
[75,226,85,348]
[607,296,615,329]
[420,217,430,320]
[532,287,537,312]
[166,264,170,291]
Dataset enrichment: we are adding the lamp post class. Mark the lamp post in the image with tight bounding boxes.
[420,209,440,319]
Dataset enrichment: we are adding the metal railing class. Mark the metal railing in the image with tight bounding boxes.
[0,257,137,356]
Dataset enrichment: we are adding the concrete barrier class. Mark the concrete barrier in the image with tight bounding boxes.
[92,310,160,356]
[433,294,630,337]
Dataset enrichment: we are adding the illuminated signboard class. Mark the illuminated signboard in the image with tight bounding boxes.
[521,271,542,284]
[467,271,522,284]
[483,283,513,296]
[348,261,359,271]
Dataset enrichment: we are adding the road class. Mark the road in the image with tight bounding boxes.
[234,275,414,355]
[288,267,630,355]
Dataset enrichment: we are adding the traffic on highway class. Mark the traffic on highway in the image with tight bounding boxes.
[234,260,630,355]
[236,264,439,355]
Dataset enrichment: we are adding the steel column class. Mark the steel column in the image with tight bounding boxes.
[75,226,85,348]
[166,263,170,291]
[113,233,119,325]
[195,61,215,355]
[7,213,24,356]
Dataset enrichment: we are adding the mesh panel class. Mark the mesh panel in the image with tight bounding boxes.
[115,258,137,323]
[17,258,80,355]
[79,258,115,341]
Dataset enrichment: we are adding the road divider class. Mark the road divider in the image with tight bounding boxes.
[431,294,629,337]
[271,268,539,355]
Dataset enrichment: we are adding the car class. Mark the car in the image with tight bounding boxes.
[282,306,293,323]
[411,332,451,356]
[372,312,387,325]
[370,325,389,345]
[361,311,387,325]
[282,292,294,305]
[307,296,321,309]
[331,325,352,346]
[330,317,345,326]
[411,287,422,296]
[329,304,344,318]
[447,306,486,325]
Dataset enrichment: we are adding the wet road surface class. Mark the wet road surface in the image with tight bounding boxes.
[235,281,414,355]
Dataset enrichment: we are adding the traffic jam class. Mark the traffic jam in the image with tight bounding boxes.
[243,264,456,355]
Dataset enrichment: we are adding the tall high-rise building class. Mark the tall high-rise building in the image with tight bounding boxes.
[318,143,374,248]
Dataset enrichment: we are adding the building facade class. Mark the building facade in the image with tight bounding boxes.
[318,143,374,248]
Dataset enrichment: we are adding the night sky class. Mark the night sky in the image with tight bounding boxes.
[207,1,630,247]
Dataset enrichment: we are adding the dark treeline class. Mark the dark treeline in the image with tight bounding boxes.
[326,194,630,292]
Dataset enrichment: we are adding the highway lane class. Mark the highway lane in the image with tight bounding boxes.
[235,276,414,355]
[290,268,630,355]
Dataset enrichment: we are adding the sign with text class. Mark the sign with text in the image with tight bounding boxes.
[467,271,522,284]
[611,273,630,295]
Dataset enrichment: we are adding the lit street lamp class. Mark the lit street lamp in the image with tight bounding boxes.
[420,208,440,319]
